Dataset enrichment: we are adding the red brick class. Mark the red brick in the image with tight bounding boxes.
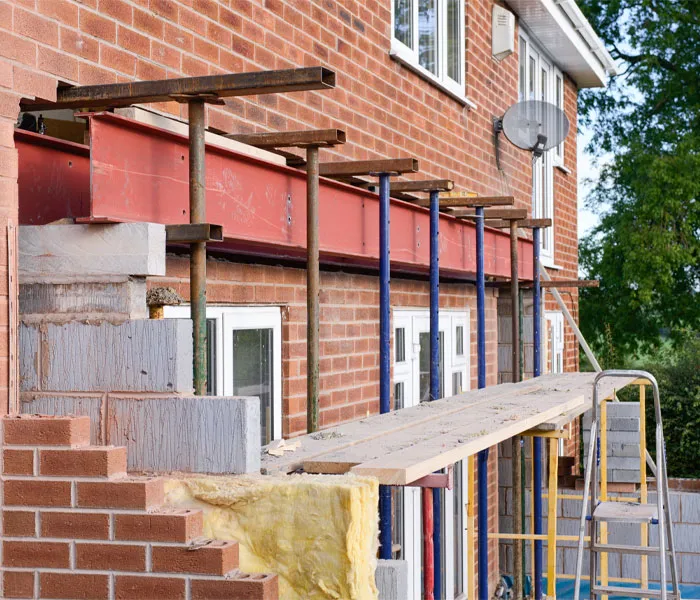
[152,540,239,575]
[12,66,57,103]
[0,95,21,124]
[3,414,90,446]
[79,62,117,85]
[4,479,71,507]
[14,7,59,46]
[134,7,164,38]
[179,6,206,35]
[3,571,34,599]
[190,573,279,600]
[115,576,186,599]
[0,30,36,68]
[151,0,177,21]
[37,0,79,27]
[77,476,164,509]
[40,572,109,600]
[135,59,166,81]
[4,540,70,568]
[80,9,117,42]
[76,542,146,572]
[98,0,132,24]
[114,509,202,542]
[3,510,36,536]
[150,40,180,69]
[38,46,79,82]
[60,27,100,62]
[41,511,109,539]
[117,25,149,56]
[3,448,34,475]
[99,44,136,76]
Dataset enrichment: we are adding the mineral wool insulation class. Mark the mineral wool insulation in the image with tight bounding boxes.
[165,473,380,599]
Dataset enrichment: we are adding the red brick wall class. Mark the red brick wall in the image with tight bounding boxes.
[0,414,278,599]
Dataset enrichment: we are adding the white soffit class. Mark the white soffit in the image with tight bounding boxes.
[508,0,618,88]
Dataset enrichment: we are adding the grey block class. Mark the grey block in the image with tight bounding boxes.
[607,456,641,470]
[19,323,39,392]
[584,430,641,444]
[610,469,642,483]
[608,417,641,431]
[610,442,642,458]
[107,395,260,474]
[25,320,193,393]
[20,276,147,322]
[375,560,409,600]
[20,393,104,444]
[19,223,166,277]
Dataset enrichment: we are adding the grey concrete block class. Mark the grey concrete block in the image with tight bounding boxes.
[610,442,642,458]
[20,393,104,444]
[375,560,408,600]
[608,417,641,431]
[682,493,700,524]
[20,276,147,322]
[584,430,641,445]
[499,460,512,486]
[607,456,641,470]
[107,395,260,474]
[19,223,166,277]
[611,469,642,483]
[610,402,642,418]
[19,323,39,392]
[24,320,193,393]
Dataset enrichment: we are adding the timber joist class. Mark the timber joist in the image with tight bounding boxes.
[411,194,514,208]
[390,179,454,193]
[226,128,346,148]
[453,208,528,220]
[485,218,553,229]
[319,158,419,177]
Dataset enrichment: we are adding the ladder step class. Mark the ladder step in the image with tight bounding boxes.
[593,501,659,523]
[591,584,677,598]
[591,542,662,556]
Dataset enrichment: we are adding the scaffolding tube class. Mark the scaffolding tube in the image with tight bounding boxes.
[476,206,489,600]
[429,189,442,599]
[532,226,543,599]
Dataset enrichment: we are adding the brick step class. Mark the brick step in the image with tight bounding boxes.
[76,476,164,510]
[39,446,127,478]
[153,539,239,575]
[3,415,91,447]
[115,509,204,543]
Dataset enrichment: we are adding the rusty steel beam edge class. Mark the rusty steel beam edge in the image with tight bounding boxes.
[166,223,224,243]
[319,158,419,177]
[22,67,336,111]
[227,128,346,148]
[189,99,207,396]
[390,179,454,193]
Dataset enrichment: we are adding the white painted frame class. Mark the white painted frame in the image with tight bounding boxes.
[164,305,283,442]
[390,0,466,100]
[393,308,470,600]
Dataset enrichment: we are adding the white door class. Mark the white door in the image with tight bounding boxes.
[393,309,469,599]
[545,311,564,374]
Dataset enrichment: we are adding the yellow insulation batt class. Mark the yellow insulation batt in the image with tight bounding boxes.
[165,473,380,600]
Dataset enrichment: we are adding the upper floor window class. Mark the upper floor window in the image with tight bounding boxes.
[392,0,465,99]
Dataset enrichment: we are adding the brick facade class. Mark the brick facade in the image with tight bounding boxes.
[0,414,278,599]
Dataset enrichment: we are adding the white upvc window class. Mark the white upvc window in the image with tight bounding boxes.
[390,0,466,99]
[392,308,470,600]
[164,306,282,445]
[518,31,564,265]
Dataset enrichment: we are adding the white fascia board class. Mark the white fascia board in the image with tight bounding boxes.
[508,0,616,88]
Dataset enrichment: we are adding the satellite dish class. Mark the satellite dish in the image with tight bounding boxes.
[494,100,569,161]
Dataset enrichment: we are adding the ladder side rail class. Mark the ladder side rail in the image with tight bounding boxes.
[659,426,680,596]
[655,423,668,600]
[574,419,599,600]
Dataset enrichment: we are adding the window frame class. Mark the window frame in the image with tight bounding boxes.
[164,305,283,443]
[518,30,563,265]
[390,0,466,101]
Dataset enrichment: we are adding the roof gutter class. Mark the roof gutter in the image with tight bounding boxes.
[554,0,618,77]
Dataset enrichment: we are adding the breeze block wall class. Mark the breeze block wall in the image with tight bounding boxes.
[0,414,279,599]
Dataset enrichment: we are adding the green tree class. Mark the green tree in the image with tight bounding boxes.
[577,0,700,358]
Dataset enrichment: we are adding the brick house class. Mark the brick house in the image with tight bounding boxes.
[0,0,615,598]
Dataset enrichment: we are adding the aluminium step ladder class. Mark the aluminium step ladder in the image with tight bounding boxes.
[574,370,681,600]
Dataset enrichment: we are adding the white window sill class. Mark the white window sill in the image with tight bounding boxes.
[389,46,477,110]
[542,261,564,271]
[555,163,572,175]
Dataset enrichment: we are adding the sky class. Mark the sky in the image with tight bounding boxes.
[577,124,602,240]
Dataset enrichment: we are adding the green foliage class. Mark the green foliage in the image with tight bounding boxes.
[577,0,700,357]
[637,336,700,478]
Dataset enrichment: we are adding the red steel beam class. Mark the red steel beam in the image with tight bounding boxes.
[15,130,91,225]
[17,113,533,280]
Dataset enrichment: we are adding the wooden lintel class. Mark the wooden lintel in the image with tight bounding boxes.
[22,67,336,111]
[454,208,528,220]
[520,428,571,439]
[319,158,419,177]
[391,179,454,193]
[413,195,514,208]
[165,223,224,243]
[227,128,346,148]
[485,218,553,229]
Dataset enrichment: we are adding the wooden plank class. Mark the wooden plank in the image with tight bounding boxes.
[391,179,454,193]
[484,218,552,229]
[262,375,573,474]
[412,195,514,208]
[453,208,528,220]
[319,158,419,177]
[263,378,546,474]
[540,280,599,288]
[227,129,346,148]
[23,67,336,110]
[347,386,587,484]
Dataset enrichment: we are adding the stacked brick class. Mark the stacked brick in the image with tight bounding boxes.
[1,414,278,600]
